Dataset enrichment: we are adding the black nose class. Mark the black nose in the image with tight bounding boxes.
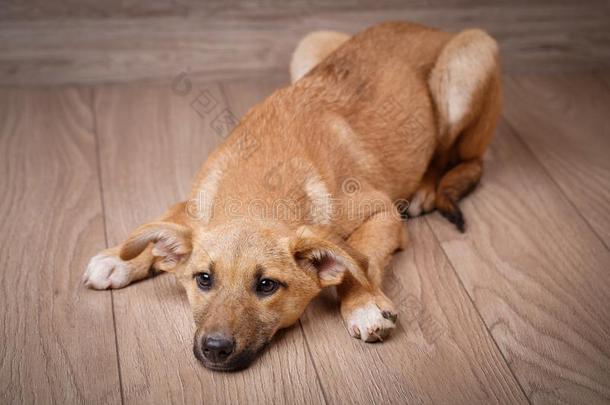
[202,334,235,363]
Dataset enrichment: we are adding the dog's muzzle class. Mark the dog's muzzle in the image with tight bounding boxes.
[193,333,263,372]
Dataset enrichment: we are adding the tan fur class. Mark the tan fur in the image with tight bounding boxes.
[290,30,350,83]
[84,21,501,370]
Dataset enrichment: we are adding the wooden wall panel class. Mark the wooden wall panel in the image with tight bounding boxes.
[1,1,608,85]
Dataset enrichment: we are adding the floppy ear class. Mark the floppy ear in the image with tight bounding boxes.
[290,237,371,288]
[119,221,192,272]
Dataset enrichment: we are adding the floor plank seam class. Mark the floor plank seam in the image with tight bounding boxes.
[90,87,126,405]
[422,217,533,404]
[298,320,330,405]
[502,118,610,251]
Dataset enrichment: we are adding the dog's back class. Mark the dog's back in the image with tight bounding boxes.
[298,22,453,200]
[193,21,500,232]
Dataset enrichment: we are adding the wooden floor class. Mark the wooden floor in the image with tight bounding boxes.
[1,72,609,404]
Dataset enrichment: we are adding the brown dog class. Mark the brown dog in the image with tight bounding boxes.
[84,21,501,371]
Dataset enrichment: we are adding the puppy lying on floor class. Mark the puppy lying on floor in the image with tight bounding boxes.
[84,21,501,371]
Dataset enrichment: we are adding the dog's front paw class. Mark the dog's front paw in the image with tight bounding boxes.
[344,301,397,343]
[83,253,132,289]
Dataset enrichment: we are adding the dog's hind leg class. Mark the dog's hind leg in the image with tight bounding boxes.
[410,29,501,231]
[290,31,350,83]
[406,153,445,218]
[83,201,187,289]
[434,158,483,232]
[435,63,501,231]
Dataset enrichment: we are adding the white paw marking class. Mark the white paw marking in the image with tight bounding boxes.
[83,253,132,290]
[346,303,397,342]
[408,188,435,217]
[407,190,424,217]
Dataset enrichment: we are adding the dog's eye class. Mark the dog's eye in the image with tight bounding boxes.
[256,279,279,296]
[195,273,213,290]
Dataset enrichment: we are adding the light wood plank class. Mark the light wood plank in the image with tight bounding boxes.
[502,74,610,247]
[94,79,325,404]
[0,87,121,403]
[1,2,609,85]
[300,218,528,404]
[426,120,610,404]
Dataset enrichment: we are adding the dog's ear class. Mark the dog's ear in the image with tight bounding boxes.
[289,236,370,288]
[119,221,192,272]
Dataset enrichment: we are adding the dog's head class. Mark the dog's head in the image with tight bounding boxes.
[119,219,368,371]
